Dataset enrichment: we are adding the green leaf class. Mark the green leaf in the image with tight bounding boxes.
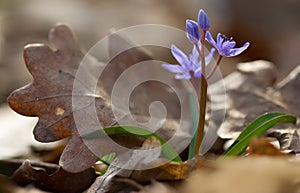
[99,152,116,165]
[82,126,182,163]
[224,112,297,156]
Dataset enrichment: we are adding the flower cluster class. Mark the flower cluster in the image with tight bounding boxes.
[162,44,215,79]
[162,9,250,80]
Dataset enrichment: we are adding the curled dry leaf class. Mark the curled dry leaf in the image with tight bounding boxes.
[0,174,47,193]
[10,159,96,193]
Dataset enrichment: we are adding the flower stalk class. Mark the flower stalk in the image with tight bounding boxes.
[194,76,207,155]
[194,29,208,155]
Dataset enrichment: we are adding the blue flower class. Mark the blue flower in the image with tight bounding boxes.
[186,19,200,44]
[162,44,215,79]
[206,31,250,57]
[198,9,210,31]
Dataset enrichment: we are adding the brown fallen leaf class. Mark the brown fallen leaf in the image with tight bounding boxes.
[7,24,117,173]
[10,159,96,193]
[7,24,191,173]
[215,60,288,139]
[215,61,300,154]
[276,65,300,118]
[0,174,47,193]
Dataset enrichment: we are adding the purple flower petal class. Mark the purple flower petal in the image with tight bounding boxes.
[162,64,184,73]
[222,40,236,51]
[216,33,223,48]
[186,19,200,44]
[175,73,191,79]
[171,45,190,68]
[189,45,200,70]
[227,42,250,57]
[205,31,217,48]
[198,9,210,31]
[206,32,250,57]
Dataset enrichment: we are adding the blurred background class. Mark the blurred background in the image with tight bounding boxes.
[0,0,300,104]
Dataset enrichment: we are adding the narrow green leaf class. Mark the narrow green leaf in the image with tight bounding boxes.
[82,126,182,163]
[224,112,297,156]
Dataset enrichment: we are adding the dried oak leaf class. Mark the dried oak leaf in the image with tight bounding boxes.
[7,24,187,173]
[7,24,141,173]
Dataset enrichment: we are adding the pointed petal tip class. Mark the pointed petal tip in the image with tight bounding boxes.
[227,42,250,57]
[244,42,250,47]
[205,31,217,48]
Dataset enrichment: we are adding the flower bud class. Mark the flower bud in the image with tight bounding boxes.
[198,9,210,31]
[186,19,200,44]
